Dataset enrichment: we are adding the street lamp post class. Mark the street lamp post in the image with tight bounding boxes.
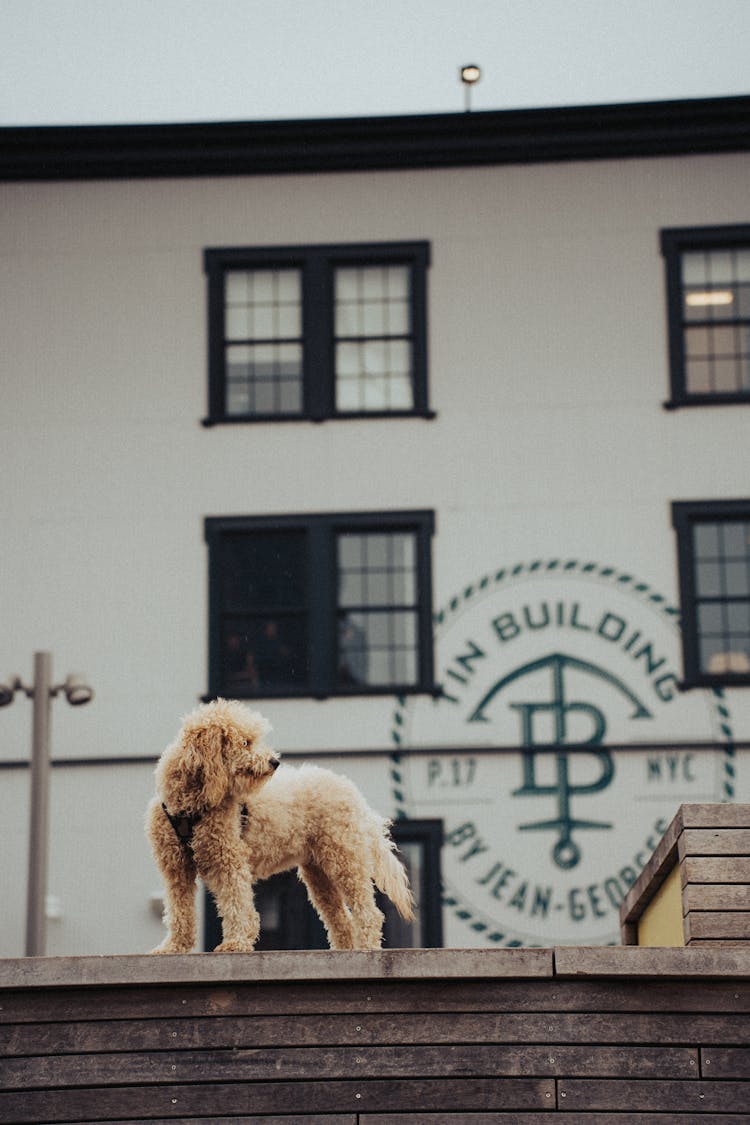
[0,652,93,956]
[460,64,482,112]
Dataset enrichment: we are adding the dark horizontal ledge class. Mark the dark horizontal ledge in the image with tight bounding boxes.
[201,409,437,426]
[2,94,749,181]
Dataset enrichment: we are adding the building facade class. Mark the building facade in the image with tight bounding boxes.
[1,96,749,955]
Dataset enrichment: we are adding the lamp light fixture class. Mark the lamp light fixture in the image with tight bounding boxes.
[460,64,481,112]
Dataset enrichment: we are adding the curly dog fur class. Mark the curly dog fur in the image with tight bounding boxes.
[146,699,414,952]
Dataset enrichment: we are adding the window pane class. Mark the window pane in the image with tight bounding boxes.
[219,531,307,610]
[222,615,308,692]
[333,263,414,414]
[727,600,750,634]
[706,251,735,283]
[724,561,750,597]
[697,602,723,635]
[696,561,723,597]
[336,529,420,688]
[685,358,711,393]
[682,252,708,286]
[694,523,721,558]
[225,342,303,416]
[721,522,748,557]
[673,238,750,400]
[689,510,750,678]
[225,268,301,344]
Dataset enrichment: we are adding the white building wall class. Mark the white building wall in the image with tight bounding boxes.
[1,151,749,955]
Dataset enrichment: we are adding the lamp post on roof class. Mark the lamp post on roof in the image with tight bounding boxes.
[460,64,481,112]
[0,652,93,956]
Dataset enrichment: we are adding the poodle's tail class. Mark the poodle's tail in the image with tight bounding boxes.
[374,829,415,921]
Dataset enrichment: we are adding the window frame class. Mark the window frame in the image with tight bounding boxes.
[203,241,432,424]
[672,498,750,688]
[204,509,436,700]
[661,224,750,409]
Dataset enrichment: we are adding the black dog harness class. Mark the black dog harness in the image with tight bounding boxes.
[161,803,202,845]
[162,802,249,848]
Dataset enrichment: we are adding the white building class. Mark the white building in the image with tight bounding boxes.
[1,95,749,955]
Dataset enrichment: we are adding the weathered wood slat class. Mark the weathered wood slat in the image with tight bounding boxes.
[0,1076,556,1122]
[103,1119,357,1125]
[684,911,750,941]
[363,1118,750,1125]
[4,975,750,1026]
[0,949,554,991]
[0,1042,699,1089]
[682,857,750,885]
[679,828,750,858]
[681,804,750,829]
[683,884,750,911]
[554,945,750,976]
[557,1077,750,1112]
[702,1046,750,1078]
[3,1009,747,1055]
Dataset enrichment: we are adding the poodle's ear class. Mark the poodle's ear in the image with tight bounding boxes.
[181,724,231,809]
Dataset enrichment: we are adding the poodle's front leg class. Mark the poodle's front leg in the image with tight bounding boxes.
[146,799,198,953]
[206,864,260,952]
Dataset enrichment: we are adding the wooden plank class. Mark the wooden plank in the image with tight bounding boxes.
[557,1078,750,1113]
[0,978,561,1023]
[687,939,750,947]
[0,948,554,991]
[679,828,750,858]
[0,1077,557,1122]
[554,944,750,976]
[682,856,750,885]
[101,1120,356,1125]
[702,1046,750,1078]
[684,911,750,941]
[0,1043,699,1089]
[364,1118,750,1125]
[4,976,750,1026]
[683,884,750,911]
[681,804,750,828]
[4,1009,747,1055]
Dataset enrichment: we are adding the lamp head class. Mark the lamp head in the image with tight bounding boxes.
[0,677,21,706]
[460,64,481,85]
[62,674,93,706]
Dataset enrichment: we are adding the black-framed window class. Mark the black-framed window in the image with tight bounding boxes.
[661,225,750,407]
[203,242,431,423]
[203,818,443,950]
[672,500,750,687]
[205,510,436,699]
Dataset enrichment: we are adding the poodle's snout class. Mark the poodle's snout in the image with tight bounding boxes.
[269,756,281,771]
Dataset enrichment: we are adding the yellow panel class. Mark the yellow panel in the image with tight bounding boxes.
[637,863,685,947]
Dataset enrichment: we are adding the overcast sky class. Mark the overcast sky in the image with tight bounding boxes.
[0,0,748,126]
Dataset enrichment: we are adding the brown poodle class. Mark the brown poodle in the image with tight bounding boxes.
[146,699,414,952]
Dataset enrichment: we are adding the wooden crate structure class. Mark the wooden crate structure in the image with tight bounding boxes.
[1,946,750,1122]
[620,803,750,947]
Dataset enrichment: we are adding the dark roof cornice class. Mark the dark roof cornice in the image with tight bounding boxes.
[1,94,748,182]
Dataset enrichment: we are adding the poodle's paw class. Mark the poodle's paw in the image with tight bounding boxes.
[213,939,256,953]
[150,939,193,954]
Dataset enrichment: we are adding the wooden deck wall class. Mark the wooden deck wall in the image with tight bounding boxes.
[1,948,750,1123]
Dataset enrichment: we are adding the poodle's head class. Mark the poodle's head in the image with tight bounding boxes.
[156,699,279,813]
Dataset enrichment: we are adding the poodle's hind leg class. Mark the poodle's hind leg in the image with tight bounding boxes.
[337,868,385,950]
[146,800,198,953]
[299,864,357,950]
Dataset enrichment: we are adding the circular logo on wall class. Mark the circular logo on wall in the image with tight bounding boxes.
[390,560,736,947]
